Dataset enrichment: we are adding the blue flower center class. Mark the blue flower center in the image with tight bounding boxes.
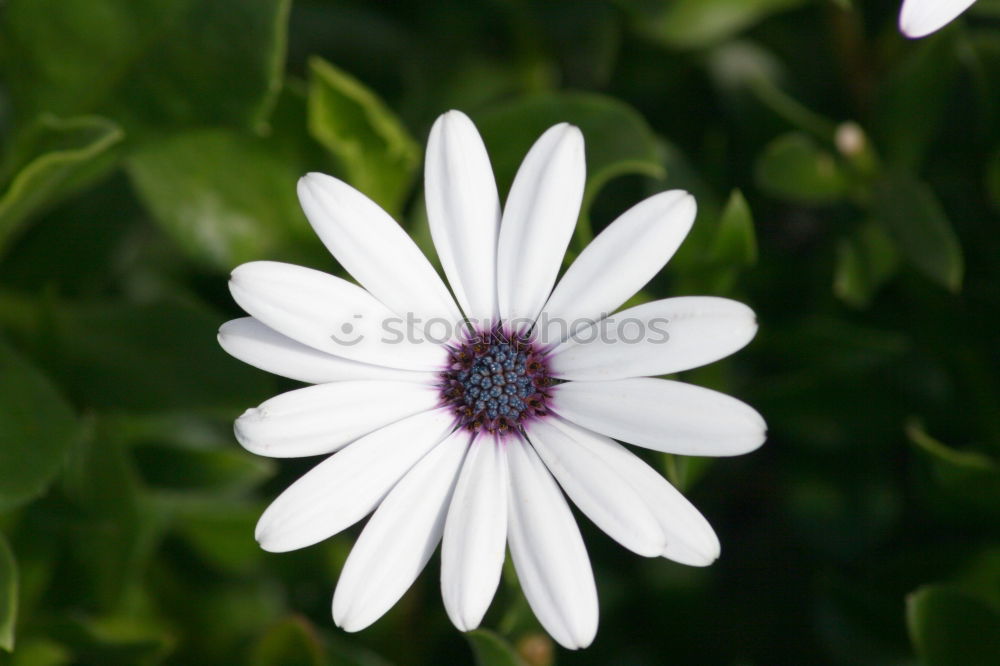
[440,328,553,434]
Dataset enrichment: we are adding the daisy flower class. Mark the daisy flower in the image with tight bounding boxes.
[899,0,976,38]
[219,110,766,649]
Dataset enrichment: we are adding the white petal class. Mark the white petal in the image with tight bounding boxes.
[552,378,766,457]
[549,296,757,380]
[229,261,448,371]
[526,418,665,556]
[219,317,433,385]
[900,0,976,38]
[298,173,463,334]
[507,436,598,650]
[536,190,696,346]
[254,408,455,552]
[441,434,508,631]
[333,428,470,632]
[234,380,441,458]
[496,124,585,331]
[541,423,720,566]
[425,111,501,326]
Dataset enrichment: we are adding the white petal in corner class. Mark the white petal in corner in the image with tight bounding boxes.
[547,423,720,566]
[536,190,695,346]
[255,408,455,552]
[229,261,448,371]
[441,434,508,632]
[550,296,757,381]
[234,379,441,458]
[333,428,470,632]
[507,436,598,650]
[425,110,501,326]
[552,378,766,457]
[496,124,585,331]
[219,318,433,385]
[298,173,463,333]
[900,0,976,38]
[527,418,665,557]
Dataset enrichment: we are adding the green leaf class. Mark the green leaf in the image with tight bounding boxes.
[711,189,758,266]
[662,453,714,494]
[475,92,665,244]
[465,629,527,666]
[133,444,273,495]
[0,114,123,253]
[680,189,759,295]
[874,35,960,170]
[173,500,264,574]
[906,421,1000,510]
[0,0,290,134]
[1,295,273,411]
[907,585,1000,666]
[907,420,996,473]
[873,176,964,292]
[126,128,318,269]
[307,57,420,216]
[0,338,77,511]
[623,0,809,50]
[0,531,17,651]
[48,614,174,665]
[115,412,274,503]
[755,132,849,204]
[249,616,324,666]
[60,419,169,610]
[833,223,900,308]
[653,139,723,279]
[987,146,1000,213]
[1,638,70,666]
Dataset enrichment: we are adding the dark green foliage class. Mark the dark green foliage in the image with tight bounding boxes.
[1,1,998,664]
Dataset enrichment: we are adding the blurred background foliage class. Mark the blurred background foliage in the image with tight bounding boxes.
[1,0,999,664]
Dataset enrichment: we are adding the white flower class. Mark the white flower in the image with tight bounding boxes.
[219,110,766,649]
[900,0,977,38]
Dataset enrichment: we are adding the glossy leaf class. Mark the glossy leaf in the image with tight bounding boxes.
[0,114,123,253]
[685,189,760,294]
[0,638,69,665]
[0,0,290,133]
[466,629,527,666]
[711,189,758,266]
[833,223,900,308]
[476,92,665,210]
[624,0,809,49]
[873,176,963,292]
[755,132,849,204]
[126,128,317,269]
[307,57,420,216]
[173,500,264,574]
[0,339,77,511]
[907,585,1000,666]
[0,532,16,651]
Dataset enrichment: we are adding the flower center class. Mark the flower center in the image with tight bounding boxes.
[440,326,553,435]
